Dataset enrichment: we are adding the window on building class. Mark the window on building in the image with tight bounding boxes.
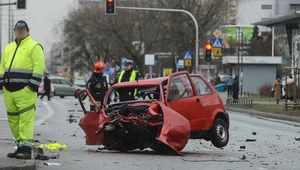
[290,4,300,10]
[261,5,272,9]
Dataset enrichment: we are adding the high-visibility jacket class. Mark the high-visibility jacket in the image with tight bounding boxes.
[117,70,138,97]
[0,36,45,92]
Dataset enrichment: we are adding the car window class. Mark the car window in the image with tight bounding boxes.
[61,80,71,85]
[168,74,194,101]
[191,76,213,95]
[106,86,160,105]
[51,79,61,84]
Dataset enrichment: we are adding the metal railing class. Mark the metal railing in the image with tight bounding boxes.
[226,97,253,108]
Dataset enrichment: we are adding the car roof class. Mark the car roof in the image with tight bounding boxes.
[113,77,168,88]
[49,76,64,79]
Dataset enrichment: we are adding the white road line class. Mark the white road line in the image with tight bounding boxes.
[0,118,7,120]
[35,101,54,126]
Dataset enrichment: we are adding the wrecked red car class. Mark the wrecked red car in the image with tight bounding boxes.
[77,71,229,155]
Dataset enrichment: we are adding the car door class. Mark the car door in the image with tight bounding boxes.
[51,79,64,95]
[165,72,205,131]
[60,79,73,96]
[190,75,216,130]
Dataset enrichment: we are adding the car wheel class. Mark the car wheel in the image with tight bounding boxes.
[60,96,65,98]
[74,89,80,99]
[211,118,229,148]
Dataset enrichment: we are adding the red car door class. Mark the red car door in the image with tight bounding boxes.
[165,72,206,131]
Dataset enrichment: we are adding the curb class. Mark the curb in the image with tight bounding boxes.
[226,106,300,123]
[0,160,36,170]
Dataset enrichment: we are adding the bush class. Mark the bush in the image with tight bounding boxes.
[258,83,273,97]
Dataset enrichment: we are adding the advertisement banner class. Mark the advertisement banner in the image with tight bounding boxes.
[221,26,254,49]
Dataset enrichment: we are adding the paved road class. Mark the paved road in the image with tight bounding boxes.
[1,94,300,170]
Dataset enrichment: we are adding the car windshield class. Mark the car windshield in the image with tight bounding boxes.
[105,85,161,105]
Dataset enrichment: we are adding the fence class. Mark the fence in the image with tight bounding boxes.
[226,97,253,108]
[284,67,300,110]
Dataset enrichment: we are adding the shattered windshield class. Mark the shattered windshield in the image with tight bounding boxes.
[106,85,161,105]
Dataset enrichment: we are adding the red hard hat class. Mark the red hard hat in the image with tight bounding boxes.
[93,61,106,73]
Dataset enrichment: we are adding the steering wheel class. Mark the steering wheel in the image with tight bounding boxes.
[142,92,160,100]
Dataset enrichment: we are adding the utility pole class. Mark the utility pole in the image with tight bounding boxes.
[8,0,11,43]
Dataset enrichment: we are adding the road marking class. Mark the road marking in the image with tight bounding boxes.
[35,101,54,126]
[0,118,7,120]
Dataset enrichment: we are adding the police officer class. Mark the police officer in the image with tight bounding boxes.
[116,59,140,101]
[86,61,108,111]
[0,20,45,159]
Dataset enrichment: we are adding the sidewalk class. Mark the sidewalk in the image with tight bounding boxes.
[0,119,36,170]
[218,92,300,123]
[0,143,36,170]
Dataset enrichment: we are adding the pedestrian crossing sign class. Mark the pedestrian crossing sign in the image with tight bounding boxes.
[184,51,193,60]
[212,38,222,48]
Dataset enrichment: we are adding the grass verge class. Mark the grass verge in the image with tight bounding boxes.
[231,103,300,117]
[241,94,273,101]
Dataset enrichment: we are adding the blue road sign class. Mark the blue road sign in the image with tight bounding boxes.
[212,38,222,48]
[178,60,184,69]
[184,51,193,60]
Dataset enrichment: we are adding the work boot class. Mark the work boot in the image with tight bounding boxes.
[16,151,32,160]
[7,149,22,158]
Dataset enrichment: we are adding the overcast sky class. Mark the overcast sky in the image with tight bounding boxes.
[0,0,77,59]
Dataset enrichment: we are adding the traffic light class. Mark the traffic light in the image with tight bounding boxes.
[17,0,26,9]
[105,0,116,15]
[205,43,212,62]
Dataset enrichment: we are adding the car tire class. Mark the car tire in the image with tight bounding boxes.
[60,96,65,98]
[211,118,229,148]
[74,89,80,99]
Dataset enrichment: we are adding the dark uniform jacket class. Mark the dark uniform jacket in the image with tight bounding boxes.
[86,73,108,105]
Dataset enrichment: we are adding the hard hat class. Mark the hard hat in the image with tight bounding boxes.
[94,61,106,73]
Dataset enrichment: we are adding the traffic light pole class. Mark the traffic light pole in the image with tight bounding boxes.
[115,6,199,73]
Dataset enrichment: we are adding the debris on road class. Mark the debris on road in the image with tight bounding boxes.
[35,133,41,136]
[240,145,246,149]
[252,132,257,135]
[295,137,300,141]
[71,134,77,137]
[67,114,79,124]
[44,163,62,166]
[239,155,246,160]
[38,142,69,150]
[245,139,257,142]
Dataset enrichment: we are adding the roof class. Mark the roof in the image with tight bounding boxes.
[252,13,300,27]
[113,77,168,88]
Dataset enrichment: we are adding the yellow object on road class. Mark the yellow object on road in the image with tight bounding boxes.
[38,143,69,151]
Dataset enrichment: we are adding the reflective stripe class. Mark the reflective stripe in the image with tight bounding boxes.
[4,78,30,83]
[0,74,3,78]
[30,79,40,85]
[7,104,36,116]
[32,73,43,79]
[5,68,33,74]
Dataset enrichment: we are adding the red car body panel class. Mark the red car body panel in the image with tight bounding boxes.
[77,71,228,155]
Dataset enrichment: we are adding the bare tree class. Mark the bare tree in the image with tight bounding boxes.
[51,0,230,75]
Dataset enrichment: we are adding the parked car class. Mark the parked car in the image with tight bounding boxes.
[38,77,55,98]
[50,77,82,98]
[74,77,86,87]
[77,71,229,155]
